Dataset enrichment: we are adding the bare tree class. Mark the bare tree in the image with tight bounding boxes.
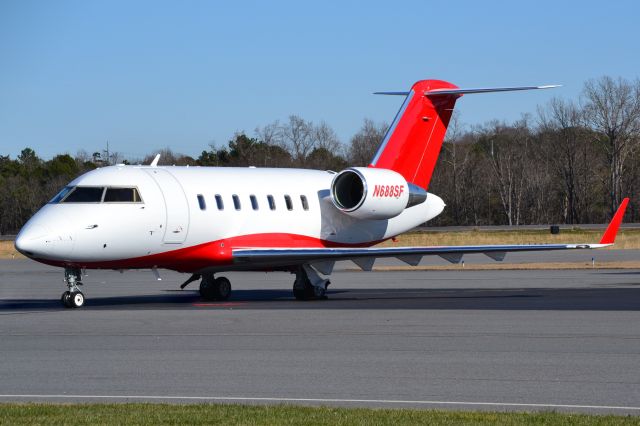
[348,118,388,166]
[75,150,91,164]
[479,119,531,225]
[538,98,594,223]
[255,120,281,146]
[313,121,342,153]
[280,115,314,167]
[582,76,640,216]
[439,112,470,223]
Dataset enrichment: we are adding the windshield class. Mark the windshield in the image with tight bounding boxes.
[62,187,105,203]
[49,186,144,203]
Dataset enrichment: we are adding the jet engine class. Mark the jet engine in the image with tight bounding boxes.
[330,167,427,220]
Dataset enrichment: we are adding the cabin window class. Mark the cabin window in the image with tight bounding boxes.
[250,195,259,210]
[233,194,241,210]
[284,195,293,211]
[215,194,224,210]
[267,195,276,210]
[300,195,309,211]
[197,194,206,210]
[61,186,105,203]
[104,187,142,203]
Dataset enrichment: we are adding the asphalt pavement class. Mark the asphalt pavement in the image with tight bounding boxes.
[1,256,640,414]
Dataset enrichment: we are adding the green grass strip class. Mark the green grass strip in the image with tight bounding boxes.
[1,403,639,425]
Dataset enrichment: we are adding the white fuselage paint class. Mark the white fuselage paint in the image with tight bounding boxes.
[16,165,445,271]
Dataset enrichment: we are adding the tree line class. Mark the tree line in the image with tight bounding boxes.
[1,75,639,234]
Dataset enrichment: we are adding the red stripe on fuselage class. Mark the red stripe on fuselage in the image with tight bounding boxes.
[34,233,382,272]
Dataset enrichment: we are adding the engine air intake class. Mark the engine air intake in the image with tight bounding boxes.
[330,167,427,220]
[332,169,366,211]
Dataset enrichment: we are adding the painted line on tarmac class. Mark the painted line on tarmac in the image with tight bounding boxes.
[192,302,248,307]
[0,395,639,411]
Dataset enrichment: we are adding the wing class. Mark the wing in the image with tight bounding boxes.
[233,199,629,272]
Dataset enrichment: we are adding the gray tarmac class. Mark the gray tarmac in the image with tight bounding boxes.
[1,254,640,414]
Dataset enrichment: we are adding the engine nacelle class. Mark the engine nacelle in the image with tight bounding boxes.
[330,167,425,220]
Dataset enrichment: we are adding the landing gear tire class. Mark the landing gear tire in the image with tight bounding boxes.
[61,291,72,308]
[213,277,232,301]
[70,291,84,308]
[293,266,328,301]
[293,276,315,300]
[199,275,232,301]
[199,276,215,300]
[61,291,84,308]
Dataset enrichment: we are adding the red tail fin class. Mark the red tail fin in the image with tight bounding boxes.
[369,79,460,189]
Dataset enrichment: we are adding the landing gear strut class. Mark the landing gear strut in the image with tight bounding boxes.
[61,268,84,308]
[199,274,232,301]
[293,264,330,300]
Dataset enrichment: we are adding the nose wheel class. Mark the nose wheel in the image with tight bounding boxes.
[61,290,85,308]
[61,268,85,308]
[199,275,232,301]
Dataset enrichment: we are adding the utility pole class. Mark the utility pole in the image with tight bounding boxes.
[103,141,110,166]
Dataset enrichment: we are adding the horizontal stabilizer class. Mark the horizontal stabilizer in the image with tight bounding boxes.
[373,91,410,96]
[374,85,560,97]
[425,85,560,96]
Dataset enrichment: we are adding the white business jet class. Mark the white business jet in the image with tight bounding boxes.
[14,79,628,308]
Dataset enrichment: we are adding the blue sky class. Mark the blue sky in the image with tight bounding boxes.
[1,0,639,160]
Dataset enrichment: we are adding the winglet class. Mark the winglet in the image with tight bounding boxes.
[599,198,629,244]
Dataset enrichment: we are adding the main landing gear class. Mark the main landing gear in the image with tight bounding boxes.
[199,274,232,301]
[187,265,330,302]
[61,268,85,308]
[293,264,330,300]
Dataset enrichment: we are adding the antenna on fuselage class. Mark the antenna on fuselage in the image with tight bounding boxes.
[150,154,160,167]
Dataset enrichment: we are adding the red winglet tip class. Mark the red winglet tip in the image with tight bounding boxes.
[599,197,629,244]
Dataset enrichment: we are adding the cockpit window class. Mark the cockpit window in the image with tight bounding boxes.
[50,186,143,204]
[104,187,142,203]
[49,186,73,203]
[62,187,106,203]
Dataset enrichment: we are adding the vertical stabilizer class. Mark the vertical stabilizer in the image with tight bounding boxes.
[369,79,460,189]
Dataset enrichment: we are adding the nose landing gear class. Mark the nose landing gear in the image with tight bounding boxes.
[61,268,85,308]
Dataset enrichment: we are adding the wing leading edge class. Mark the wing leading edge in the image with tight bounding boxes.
[232,198,629,270]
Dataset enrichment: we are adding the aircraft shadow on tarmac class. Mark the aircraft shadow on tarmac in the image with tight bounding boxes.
[2,286,640,311]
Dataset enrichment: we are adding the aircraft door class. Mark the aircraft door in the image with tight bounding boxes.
[144,169,189,243]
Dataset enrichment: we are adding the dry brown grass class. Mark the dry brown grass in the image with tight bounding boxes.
[378,229,640,250]
[370,260,640,271]
[0,240,24,259]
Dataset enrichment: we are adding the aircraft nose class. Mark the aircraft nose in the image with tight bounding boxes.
[15,223,50,257]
